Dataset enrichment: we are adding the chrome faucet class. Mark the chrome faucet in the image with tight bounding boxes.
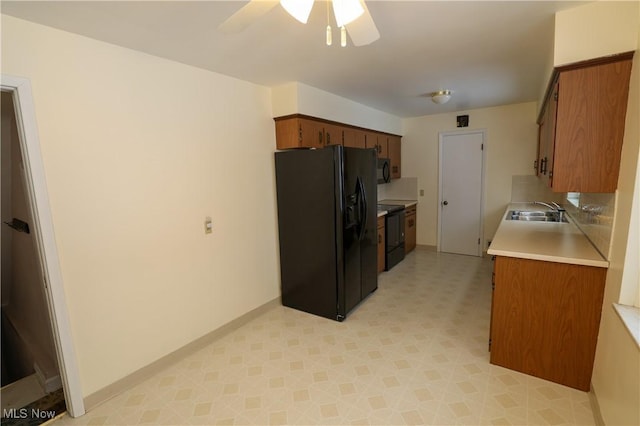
[534,201,566,222]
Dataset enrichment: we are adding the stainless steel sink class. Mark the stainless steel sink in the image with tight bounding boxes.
[506,210,568,223]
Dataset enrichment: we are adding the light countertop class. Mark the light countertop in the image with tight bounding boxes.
[379,199,418,208]
[377,199,417,217]
[487,203,608,268]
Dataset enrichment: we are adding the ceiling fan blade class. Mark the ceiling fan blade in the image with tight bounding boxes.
[218,0,280,33]
[345,0,379,46]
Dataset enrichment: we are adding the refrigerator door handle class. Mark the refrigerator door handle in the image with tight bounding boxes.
[357,177,368,241]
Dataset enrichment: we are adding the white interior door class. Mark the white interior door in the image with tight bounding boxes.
[439,131,485,256]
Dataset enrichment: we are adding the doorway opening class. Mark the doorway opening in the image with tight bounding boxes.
[1,90,66,423]
[1,76,84,419]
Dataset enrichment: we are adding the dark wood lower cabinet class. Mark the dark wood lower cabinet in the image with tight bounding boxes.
[490,256,607,391]
[404,205,416,253]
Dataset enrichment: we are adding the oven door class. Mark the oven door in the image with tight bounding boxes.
[384,209,405,270]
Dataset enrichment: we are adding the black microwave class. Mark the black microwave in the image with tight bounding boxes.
[377,158,391,184]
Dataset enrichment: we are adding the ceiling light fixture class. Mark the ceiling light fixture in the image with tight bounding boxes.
[431,90,452,104]
[281,0,364,47]
[280,0,315,24]
[332,0,364,27]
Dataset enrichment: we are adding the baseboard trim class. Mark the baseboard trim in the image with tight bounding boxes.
[589,382,605,426]
[83,298,280,412]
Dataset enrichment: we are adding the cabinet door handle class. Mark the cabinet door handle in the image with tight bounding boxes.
[318,131,323,146]
[540,157,547,175]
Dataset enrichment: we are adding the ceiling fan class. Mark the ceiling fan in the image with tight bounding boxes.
[218,0,380,46]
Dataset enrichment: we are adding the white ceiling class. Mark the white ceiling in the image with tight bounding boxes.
[1,1,587,118]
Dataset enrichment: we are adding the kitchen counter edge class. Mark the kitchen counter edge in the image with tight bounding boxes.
[487,203,608,268]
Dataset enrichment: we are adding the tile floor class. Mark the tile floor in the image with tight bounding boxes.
[55,249,596,425]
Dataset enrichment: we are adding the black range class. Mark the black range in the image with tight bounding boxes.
[378,204,405,270]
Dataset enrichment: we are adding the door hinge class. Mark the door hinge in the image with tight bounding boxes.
[478,238,481,245]
[488,338,492,351]
[481,143,484,150]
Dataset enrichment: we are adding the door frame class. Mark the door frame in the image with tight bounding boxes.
[437,129,487,256]
[1,75,85,417]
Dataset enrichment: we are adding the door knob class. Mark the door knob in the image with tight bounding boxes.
[443,201,448,206]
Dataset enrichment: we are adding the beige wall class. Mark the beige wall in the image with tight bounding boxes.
[1,15,281,396]
[271,82,403,134]
[554,1,638,66]
[402,102,538,248]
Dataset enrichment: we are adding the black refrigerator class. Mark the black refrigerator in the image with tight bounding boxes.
[274,145,378,321]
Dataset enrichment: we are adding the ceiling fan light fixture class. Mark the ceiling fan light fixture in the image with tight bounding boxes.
[333,0,364,27]
[280,0,315,24]
[431,90,452,104]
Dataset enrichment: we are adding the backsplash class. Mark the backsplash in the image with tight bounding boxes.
[510,175,564,203]
[511,175,615,259]
[566,193,615,258]
[377,177,418,201]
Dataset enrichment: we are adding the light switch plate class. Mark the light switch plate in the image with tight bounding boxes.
[205,217,212,234]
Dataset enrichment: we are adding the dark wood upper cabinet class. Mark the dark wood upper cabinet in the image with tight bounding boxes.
[323,123,343,147]
[364,131,391,159]
[343,127,366,148]
[538,53,633,193]
[275,117,324,149]
[275,115,402,174]
[388,135,401,179]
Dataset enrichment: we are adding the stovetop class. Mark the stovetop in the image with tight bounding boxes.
[377,204,405,213]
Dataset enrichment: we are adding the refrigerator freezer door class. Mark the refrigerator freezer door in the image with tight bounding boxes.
[274,148,341,320]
